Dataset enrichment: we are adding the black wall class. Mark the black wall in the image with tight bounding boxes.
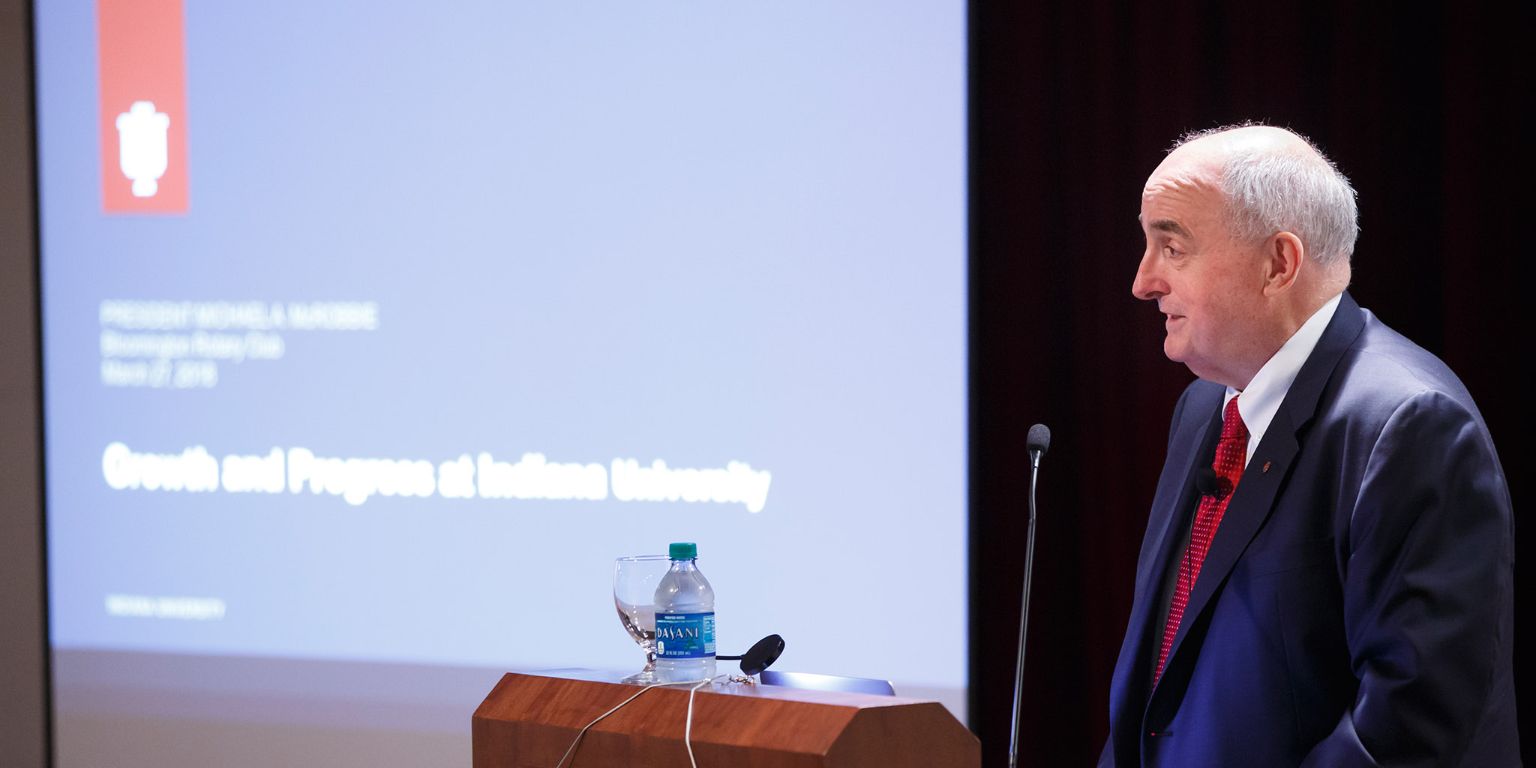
[0,0,47,763]
[969,1,1531,765]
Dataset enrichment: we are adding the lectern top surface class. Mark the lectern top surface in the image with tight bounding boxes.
[511,669,930,710]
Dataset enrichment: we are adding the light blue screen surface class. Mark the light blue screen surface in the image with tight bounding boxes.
[39,0,966,706]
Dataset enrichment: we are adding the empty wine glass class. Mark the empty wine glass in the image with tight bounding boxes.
[613,555,672,684]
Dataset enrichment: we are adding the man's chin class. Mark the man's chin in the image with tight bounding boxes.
[1162,338,1187,364]
[1163,341,1210,379]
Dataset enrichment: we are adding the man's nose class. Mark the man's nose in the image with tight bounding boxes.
[1132,251,1166,301]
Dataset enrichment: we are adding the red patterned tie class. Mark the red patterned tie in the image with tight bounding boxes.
[1154,395,1249,682]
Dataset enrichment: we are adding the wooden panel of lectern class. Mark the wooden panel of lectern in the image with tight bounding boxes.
[473,672,979,767]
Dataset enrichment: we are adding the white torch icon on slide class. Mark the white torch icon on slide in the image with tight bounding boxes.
[115,100,170,197]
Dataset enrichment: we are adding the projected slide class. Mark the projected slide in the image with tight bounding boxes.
[39,0,965,700]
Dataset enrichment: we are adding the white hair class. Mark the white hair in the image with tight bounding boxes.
[1178,125,1359,268]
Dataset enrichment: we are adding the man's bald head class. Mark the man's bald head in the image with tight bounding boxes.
[1158,124,1358,283]
[1134,124,1360,387]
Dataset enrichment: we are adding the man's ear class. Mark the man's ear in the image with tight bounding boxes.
[1262,231,1304,296]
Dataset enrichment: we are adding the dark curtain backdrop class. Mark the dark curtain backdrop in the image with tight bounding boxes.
[968,1,1530,765]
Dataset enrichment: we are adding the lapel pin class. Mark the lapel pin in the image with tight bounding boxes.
[1262,460,1272,473]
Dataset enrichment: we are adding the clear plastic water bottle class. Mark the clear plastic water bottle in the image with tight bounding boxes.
[652,541,716,682]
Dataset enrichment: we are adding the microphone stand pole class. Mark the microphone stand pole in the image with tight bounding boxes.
[1008,455,1040,768]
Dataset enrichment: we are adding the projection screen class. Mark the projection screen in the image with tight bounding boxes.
[36,2,965,764]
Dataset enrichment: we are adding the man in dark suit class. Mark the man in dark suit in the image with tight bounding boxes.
[1099,125,1518,767]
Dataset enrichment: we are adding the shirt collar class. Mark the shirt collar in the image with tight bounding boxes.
[1223,292,1343,464]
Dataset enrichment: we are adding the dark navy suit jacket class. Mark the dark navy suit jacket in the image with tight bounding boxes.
[1099,293,1518,767]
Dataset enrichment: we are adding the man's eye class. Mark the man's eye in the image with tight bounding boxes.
[1163,245,1180,258]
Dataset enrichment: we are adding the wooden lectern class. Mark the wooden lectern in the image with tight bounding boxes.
[473,672,980,767]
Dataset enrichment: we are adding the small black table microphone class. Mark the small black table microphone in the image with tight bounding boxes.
[718,634,785,676]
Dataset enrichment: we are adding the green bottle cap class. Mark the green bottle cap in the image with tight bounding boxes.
[669,542,698,560]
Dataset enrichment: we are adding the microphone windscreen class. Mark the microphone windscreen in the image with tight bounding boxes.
[739,634,785,676]
[1195,467,1220,497]
[1026,424,1051,456]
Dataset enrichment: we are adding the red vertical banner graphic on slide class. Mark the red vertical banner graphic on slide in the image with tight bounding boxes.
[99,0,189,213]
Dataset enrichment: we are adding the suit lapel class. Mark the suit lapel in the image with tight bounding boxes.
[1108,384,1223,761]
[1136,402,1223,622]
[1156,292,1368,687]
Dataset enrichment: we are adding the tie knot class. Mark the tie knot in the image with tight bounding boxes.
[1221,396,1249,442]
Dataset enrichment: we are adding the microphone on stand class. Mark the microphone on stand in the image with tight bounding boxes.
[1009,424,1051,768]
